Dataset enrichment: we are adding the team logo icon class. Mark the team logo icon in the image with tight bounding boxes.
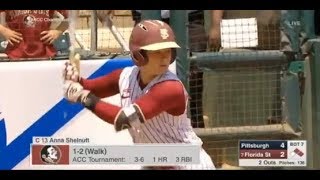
[160,29,169,39]
[23,15,36,27]
[40,145,61,164]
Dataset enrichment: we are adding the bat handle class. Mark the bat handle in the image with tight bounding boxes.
[69,47,81,73]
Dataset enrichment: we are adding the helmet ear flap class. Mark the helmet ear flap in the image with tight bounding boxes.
[170,48,177,64]
[131,51,148,66]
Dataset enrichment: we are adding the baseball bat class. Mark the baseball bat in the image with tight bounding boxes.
[68,10,81,73]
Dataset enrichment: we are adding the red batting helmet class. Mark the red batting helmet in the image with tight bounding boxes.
[129,20,180,66]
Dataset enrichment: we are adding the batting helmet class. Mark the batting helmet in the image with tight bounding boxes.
[129,20,180,66]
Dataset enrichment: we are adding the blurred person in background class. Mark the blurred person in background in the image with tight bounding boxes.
[207,10,224,52]
[131,10,170,26]
[208,10,282,52]
[96,10,115,23]
[0,10,68,60]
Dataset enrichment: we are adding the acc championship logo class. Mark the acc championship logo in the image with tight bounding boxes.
[23,15,36,27]
[40,145,61,164]
[0,41,8,49]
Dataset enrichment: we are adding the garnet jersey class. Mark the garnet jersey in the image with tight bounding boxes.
[2,10,68,59]
[119,66,215,169]
[119,66,202,144]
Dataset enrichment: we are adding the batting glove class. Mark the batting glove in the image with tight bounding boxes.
[63,81,100,111]
[63,62,80,82]
[63,81,90,103]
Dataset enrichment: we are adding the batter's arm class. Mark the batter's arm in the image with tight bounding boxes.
[80,69,123,98]
[79,80,186,131]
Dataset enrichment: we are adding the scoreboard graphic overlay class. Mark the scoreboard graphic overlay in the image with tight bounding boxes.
[239,140,306,167]
[30,137,200,166]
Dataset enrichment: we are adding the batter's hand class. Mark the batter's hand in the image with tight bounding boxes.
[63,81,90,103]
[1,28,23,45]
[63,61,80,82]
[40,30,63,44]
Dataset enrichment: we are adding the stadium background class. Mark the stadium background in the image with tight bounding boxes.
[1,10,319,169]
[69,10,319,169]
